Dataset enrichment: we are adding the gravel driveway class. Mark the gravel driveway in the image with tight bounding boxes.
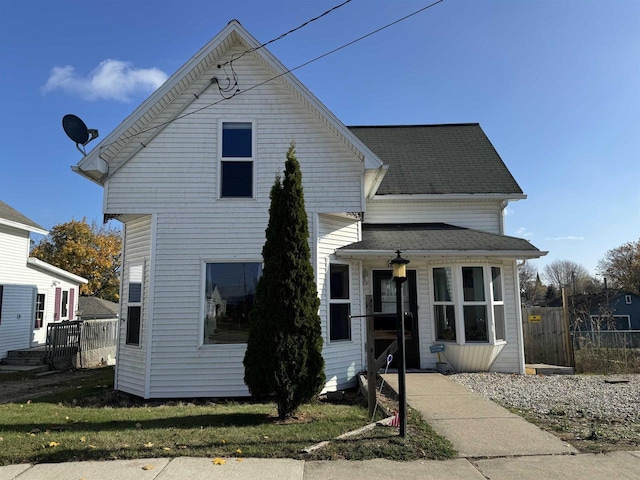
[450,373,640,452]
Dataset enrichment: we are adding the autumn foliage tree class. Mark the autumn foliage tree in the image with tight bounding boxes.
[597,239,640,294]
[244,143,325,419]
[31,219,122,302]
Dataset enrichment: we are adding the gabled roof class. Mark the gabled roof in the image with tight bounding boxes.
[78,296,119,319]
[336,223,545,259]
[74,20,384,186]
[0,200,48,235]
[348,124,524,197]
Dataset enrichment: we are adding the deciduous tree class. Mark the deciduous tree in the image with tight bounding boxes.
[597,239,640,294]
[543,260,591,295]
[243,143,325,419]
[31,219,121,302]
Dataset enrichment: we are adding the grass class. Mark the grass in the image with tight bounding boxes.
[0,368,456,465]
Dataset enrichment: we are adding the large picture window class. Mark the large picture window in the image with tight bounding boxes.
[433,265,505,344]
[204,262,262,344]
[220,121,254,198]
[329,263,351,341]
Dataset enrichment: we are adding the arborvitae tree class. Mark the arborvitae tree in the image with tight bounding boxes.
[244,143,325,419]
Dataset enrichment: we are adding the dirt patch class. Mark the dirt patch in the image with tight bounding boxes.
[0,368,112,404]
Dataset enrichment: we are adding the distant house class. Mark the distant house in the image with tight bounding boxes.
[569,290,640,331]
[72,21,545,399]
[0,201,88,358]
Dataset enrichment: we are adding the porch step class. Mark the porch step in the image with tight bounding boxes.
[0,364,50,374]
[1,356,48,366]
[525,363,575,375]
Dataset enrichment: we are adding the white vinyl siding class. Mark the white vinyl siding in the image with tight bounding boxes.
[105,43,363,216]
[117,216,151,397]
[365,200,503,234]
[0,224,83,350]
[317,214,362,391]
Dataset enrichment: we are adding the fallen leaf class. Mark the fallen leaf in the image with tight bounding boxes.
[48,441,60,447]
[144,442,154,448]
[80,436,86,443]
[27,400,31,404]
[213,458,226,465]
[236,448,242,455]
[142,465,154,471]
[220,438,226,444]
[163,447,171,451]
[237,458,243,462]
[89,445,97,449]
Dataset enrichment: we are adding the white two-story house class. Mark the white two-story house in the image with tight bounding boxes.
[72,20,544,399]
[0,201,88,359]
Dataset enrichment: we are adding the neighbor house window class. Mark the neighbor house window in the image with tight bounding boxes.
[203,262,261,344]
[591,315,631,331]
[433,265,505,344]
[625,295,632,305]
[220,121,254,198]
[329,264,351,341]
[126,265,143,346]
[61,291,69,319]
[35,294,45,329]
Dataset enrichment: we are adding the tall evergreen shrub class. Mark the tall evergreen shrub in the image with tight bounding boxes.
[244,143,325,419]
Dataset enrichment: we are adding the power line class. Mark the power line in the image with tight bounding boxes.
[218,0,353,68]
[99,0,446,153]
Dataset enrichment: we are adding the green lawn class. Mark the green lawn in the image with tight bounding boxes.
[0,368,455,465]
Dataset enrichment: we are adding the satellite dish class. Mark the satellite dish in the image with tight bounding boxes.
[62,114,99,155]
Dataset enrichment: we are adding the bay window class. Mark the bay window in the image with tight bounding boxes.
[433,265,506,344]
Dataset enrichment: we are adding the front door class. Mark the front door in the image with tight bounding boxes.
[372,270,419,368]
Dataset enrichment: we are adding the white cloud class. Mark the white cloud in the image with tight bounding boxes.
[504,207,514,216]
[545,236,585,241]
[43,59,168,102]
[516,227,533,239]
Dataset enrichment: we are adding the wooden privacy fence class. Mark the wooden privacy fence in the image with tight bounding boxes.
[522,306,574,367]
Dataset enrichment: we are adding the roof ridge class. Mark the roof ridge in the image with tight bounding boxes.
[347,123,480,128]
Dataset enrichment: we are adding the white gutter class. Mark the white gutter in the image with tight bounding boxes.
[370,193,527,202]
[335,249,548,259]
[0,219,48,236]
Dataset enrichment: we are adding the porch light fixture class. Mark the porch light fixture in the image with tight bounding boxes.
[389,250,409,437]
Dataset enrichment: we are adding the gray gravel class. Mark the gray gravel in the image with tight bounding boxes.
[449,373,640,423]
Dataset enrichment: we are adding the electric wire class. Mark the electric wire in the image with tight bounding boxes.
[99,0,445,153]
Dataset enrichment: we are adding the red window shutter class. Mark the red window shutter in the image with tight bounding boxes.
[68,289,75,320]
[54,287,61,321]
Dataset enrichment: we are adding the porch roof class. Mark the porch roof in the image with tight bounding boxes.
[335,223,546,259]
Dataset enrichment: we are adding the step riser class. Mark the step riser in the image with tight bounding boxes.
[1,357,48,366]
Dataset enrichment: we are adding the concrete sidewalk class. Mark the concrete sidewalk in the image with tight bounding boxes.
[2,453,640,479]
[382,372,577,457]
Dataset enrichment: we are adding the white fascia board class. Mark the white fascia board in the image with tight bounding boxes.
[335,249,548,260]
[370,193,527,202]
[27,257,89,284]
[0,218,48,236]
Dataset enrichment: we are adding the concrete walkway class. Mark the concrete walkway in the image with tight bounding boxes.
[382,372,577,457]
[2,372,639,479]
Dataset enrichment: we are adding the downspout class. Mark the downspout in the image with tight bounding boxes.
[514,258,526,374]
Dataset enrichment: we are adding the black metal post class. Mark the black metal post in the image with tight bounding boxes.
[395,275,407,437]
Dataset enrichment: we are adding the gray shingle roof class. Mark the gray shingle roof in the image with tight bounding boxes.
[0,200,46,231]
[348,124,523,195]
[77,296,119,319]
[338,223,541,256]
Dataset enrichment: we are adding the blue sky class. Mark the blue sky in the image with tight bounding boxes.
[1,0,638,279]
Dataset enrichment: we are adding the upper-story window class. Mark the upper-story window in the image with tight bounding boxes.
[220,121,254,198]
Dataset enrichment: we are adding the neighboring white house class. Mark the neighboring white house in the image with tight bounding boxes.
[72,20,545,399]
[0,200,88,358]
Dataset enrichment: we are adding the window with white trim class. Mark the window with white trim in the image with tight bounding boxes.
[61,290,69,319]
[432,265,505,344]
[329,263,351,341]
[203,262,262,344]
[126,265,143,346]
[35,294,45,329]
[220,121,254,198]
